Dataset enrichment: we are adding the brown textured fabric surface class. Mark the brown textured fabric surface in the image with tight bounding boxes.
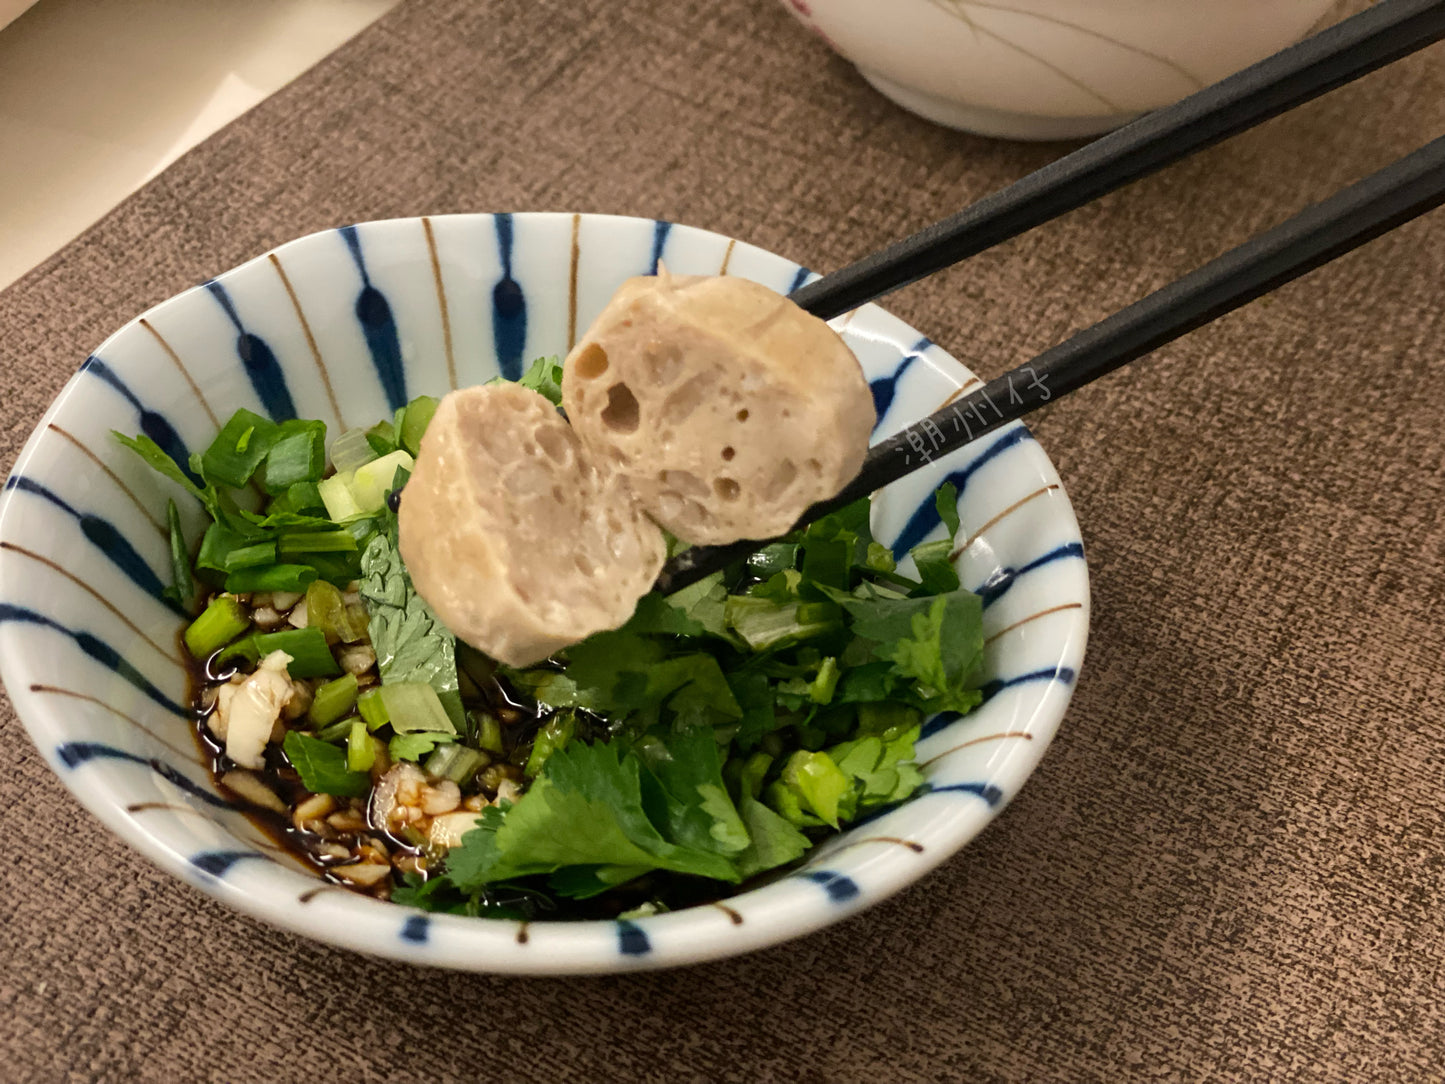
[2,1,1443,1081]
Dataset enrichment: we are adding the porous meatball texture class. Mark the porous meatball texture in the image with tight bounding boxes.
[562,273,875,545]
[398,383,666,667]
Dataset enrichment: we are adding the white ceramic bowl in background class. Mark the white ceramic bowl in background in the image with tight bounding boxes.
[0,1,38,33]
[0,213,1088,972]
[779,0,1344,139]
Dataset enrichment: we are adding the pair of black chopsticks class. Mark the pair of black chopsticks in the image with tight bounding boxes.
[654,0,1445,594]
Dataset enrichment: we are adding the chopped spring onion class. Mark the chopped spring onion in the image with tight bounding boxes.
[197,523,251,573]
[222,541,277,571]
[342,515,379,545]
[267,481,327,517]
[378,682,456,734]
[253,627,339,678]
[357,687,389,731]
[328,427,380,474]
[218,626,339,677]
[475,712,504,755]
[318,472,362,521]
[524,711,577,779]
[184,595,250,658]
[424,743,489,785]
[398,395,439,456]
[351,449,414,513]
[278,529,357,556]
[294,550,364,586]
[308,672,359,727]
[313,716,357,743]
[223,563,318,594]
[365,419,397,456]
[305,580,368,643]
[202,409,279,488]
[262,424,326,494]
[347,719,377,773]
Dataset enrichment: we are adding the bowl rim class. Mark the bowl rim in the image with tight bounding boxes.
[0,211,1089,972]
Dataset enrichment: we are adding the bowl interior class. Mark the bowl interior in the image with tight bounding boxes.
[0,213,1088,972]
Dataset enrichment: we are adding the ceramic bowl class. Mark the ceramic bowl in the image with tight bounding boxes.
[0,213,1088,972]
[779,0,1343,139]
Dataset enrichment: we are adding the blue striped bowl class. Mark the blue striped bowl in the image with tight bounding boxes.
[0,213,1088,973]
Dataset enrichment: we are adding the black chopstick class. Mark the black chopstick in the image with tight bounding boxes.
[789,0,1445,321]
[656,134,1445,593]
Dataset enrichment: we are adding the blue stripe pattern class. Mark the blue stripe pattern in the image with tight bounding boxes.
[80,356,200,486]
[341,225,407,408]
[57,742,233,807]
[869,336,931,433]
[928,782,1006,807]
[805,870,861,903]
[3,476,183,615]
[491,214,527,381]
[920,665,1078,738]
[978,665,1077,703]
[891,426,1034,554]
[648,219,672,274]
[616,919,651,956]
[787,265,812,294]
[973,542,1086,610]
[205,281,297,421]
[0,605,188,715]
[191,850,265,877]
[400,915,430,944]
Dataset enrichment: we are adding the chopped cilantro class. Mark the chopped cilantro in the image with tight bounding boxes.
[129,359,986,919]
[516,355,564,406]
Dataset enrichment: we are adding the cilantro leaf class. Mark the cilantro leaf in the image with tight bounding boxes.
[513,632,739,723]
[935,481,961,539]
[623,592,710,637]
[842,589,984,713]
[835,660,900,704]
[733,796,811,880]
[388,730,457,762]
[909,539,960,595]
[443,740,741,891]
[162,499,193,609]
[746,543,799,579]
[634,570,754,644]
[112,431,209,505]
[828,724,926,814]
[729,669,782,749]
[515,355,564,407]
[546,864,653,900]
[202,409,281,488]
[636,726,748,858]
[511,630,665,714]
[283,731,371,797]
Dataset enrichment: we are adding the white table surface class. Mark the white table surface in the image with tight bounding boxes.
[0,0,399,291]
